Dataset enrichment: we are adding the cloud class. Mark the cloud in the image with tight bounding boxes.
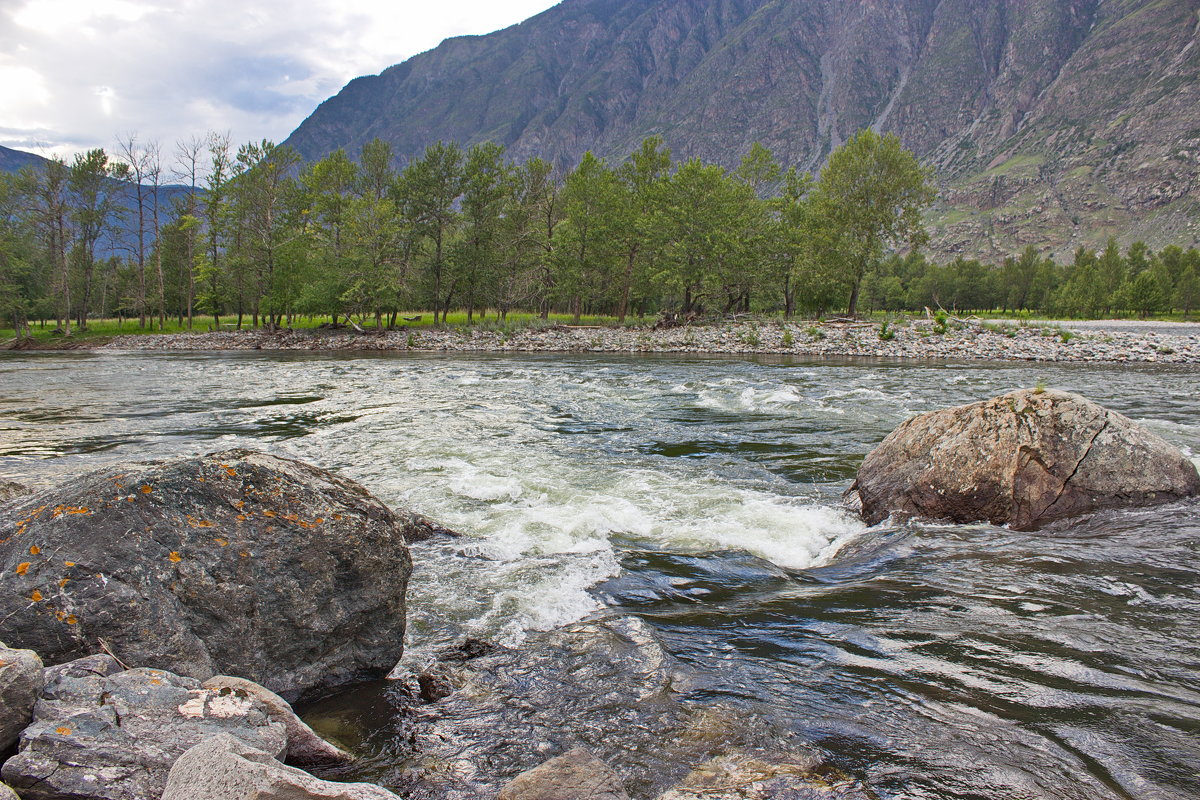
[0,0,561,159]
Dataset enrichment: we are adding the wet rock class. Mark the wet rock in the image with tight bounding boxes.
[203,675,352,767]
[43,653,124,682]
[161,734,400,800]
[0,449,413,701]
[497,748,629,800]
[0,639,43,751]
[354,615,811,800]
[0,481,27,507]
[656,754,874,800]
[1,663,287,800]
[849,388,1200,530]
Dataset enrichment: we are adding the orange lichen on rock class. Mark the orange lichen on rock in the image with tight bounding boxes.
[140,485,153,494]
[30,590,42,602]
[185,515,214,529]
[55,727,72,736]
[30,544,40,555]
[65,615,77,624]
[64,560,75,567]
[262,510,276,518]
[169,552,182,563]
[58,578,70,588]
[214,537,229,546]
[15,562,30,575]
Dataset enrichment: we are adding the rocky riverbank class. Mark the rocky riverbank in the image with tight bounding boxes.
[95,319,1200,364]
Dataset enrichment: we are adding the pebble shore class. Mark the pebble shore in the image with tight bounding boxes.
[96,319,1200,364]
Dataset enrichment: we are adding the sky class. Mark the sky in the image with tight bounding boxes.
[0,0,561,160]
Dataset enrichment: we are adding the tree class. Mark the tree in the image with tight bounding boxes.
[230,140,301,329]
[456,142,510,323]
[809,130,935,316]
[614,137,672,322]
[405,141,464,324]
[173,136,205,328]
[558,152,622,321]
[68,148,122,330]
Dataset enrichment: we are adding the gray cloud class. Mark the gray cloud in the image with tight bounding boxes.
[0,0,559,159]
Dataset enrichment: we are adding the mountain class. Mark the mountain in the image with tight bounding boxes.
[0,145,50,174]
[284,0,1200,261]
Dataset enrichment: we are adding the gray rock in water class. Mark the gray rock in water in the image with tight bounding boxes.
[203,675,352,767]
[848,388,1200,531]
[497,748,629,800]
[0,639,43,751]
[1,663,287,800]
[0,449,413,701]
[656,754,874,800]
[161,734,400,800]
[331,615,817,800]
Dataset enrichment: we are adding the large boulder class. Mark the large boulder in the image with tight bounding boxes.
[161,734,400,800]
[0,639,43,751]
[849,388,1200,530]
[0,449,414,701]
[1,662,287,800]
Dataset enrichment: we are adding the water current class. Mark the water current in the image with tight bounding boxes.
[1,351,1198,799]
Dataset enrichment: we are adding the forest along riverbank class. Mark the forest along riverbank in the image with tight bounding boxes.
[96,319,1200,364]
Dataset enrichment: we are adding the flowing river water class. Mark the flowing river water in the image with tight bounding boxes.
[1,351,1198,799]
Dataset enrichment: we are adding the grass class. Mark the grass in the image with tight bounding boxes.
[0,310,644,343]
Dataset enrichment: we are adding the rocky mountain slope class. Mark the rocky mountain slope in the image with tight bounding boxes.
[284,0,1200,261]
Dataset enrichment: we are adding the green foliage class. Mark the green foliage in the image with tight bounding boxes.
[781,328,795,347]
[878,321,896,341]
[933,310,949,334]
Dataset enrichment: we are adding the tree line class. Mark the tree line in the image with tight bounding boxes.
[1,128,1196,337]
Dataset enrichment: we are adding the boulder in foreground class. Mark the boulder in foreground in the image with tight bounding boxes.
[161,734,400,800]
[849,389,1200,530]
[1,660,287,800]
[0,639,43,751]
[0,449,413,701]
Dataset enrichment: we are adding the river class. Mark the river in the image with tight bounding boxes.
[1,351,1197,799]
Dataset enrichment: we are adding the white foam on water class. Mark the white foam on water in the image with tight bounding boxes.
[661,491,867,570]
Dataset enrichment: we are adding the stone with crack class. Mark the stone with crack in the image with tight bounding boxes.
[847,388,1200,530]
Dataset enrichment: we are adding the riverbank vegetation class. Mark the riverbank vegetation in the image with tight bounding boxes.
[1,130,1197,340]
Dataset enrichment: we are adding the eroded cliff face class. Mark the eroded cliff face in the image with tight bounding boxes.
[284,0,1200,259]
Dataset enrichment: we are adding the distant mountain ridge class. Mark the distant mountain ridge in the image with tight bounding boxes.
[0,145,49,174]
[284,0,1200,261]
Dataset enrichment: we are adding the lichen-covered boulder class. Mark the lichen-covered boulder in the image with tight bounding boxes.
[161,734,400,800]
[849,389,1200,530]
[0,449,414,701]
[0,639,43,751]
[1,663,287,800]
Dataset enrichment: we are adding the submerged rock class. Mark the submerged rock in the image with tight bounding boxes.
[849,388,1200,531]
[656,754,874,800]
[0,449,413,701]
[497,748,629,800]
[314,615,824,800]
[0,639,43,751]
[1,662,287,800]
[0,481,27,507]
[161,734,400,800]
